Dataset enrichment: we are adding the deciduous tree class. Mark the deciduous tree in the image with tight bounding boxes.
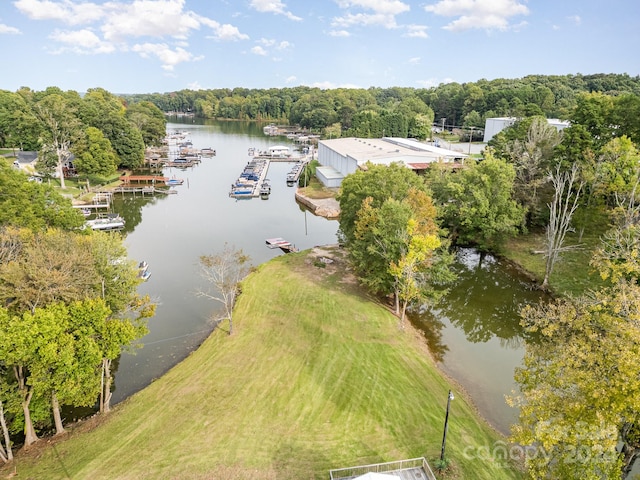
[541,164,583,289]
[33,94,82,189]
[198,244,251,335]
[429,151,525,251]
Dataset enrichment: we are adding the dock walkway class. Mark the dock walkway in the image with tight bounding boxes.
[229,158,271,199]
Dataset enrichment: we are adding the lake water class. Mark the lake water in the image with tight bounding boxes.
[111,118,545,437]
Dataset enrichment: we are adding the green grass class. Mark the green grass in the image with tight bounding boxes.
[502,216,610,297]
[297,177,339,199]
[3,247,521,480]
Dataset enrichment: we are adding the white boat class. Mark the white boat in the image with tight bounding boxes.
[86,214,125,231]
[137,261,151,281]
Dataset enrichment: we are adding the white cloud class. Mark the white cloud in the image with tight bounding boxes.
[49,28,115,53]
[253,38,292,56]
[258,38,276,47]
[409,56,420,64]
[211,23,249,41]
[416,77,455,88]
[568,15,581,25]
[0,23,21,34]
[404,24,428,38]
[14,0,105,25]
[328,29,350,37]
[332,0,409,29]
[332,12,398,29]
[101,0,201,41]
[251,45,268,56]
[187,81,203,90]
[131,42,203,70]
[335,0,409,15]
[13,0,249,72]
[285,75,297,83]
[425,0,529,32]
[249,0,302,21]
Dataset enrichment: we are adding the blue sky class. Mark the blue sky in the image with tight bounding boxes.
[0,0,638,94]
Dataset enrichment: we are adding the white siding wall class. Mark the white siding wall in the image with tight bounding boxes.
[318,143,358,176]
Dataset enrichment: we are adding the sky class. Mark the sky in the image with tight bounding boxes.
[0,0,638,94]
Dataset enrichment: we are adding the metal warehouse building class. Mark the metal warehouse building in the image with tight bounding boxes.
[316,137,467,188]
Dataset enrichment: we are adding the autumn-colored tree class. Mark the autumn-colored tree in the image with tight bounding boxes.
[511,230,640,478]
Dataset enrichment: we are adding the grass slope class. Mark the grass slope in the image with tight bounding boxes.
[6,247,520,480]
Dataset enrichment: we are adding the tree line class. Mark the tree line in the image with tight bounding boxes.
[124,73,640,138]
[334,88,640,478]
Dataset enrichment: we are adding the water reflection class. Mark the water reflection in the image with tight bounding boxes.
[409,248,548,434]
[106,119,547,437]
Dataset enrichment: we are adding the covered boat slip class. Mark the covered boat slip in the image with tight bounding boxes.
[229,158,271,198]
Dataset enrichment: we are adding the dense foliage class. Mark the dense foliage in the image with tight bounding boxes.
[0,87,166,174]
[124,73,640,137]
[0,116,156,450]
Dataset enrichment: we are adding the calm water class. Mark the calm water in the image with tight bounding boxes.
[111,119,546,437]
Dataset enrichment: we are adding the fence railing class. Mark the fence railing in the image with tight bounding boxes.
[329,456,437,480]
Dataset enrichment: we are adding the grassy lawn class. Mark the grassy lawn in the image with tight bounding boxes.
[297,177,339,199]
[501,216,610,297]
[3,247,521,480]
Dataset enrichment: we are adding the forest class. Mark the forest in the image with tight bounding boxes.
[123,73,640,140]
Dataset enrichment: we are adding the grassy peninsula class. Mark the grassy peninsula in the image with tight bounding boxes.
[4,246,520,480]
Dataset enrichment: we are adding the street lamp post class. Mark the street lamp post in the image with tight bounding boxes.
[440,390,454,463]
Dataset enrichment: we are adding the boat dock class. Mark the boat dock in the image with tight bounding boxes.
[286,160,308,186]
[229,158,272,199]
[119,175,184,186]
[265,237,298,253]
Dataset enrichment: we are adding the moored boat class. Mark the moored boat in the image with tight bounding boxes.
[86,214,125,231]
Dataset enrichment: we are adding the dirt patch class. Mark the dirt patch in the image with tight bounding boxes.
[295,192,340,219]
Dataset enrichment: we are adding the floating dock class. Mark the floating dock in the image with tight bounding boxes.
[229,158,271,199]
[265,237,298,253]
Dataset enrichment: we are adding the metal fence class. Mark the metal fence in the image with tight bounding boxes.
[329,457,437,480]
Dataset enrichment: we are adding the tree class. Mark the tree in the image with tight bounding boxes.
[125,101,167,147]
[73,126,118,177]
[0,398,12,462]
[428,151,525,251]
[389,219,444,329]
[198,244,251,335]
[595,136,640,206]
[349,188,454,321]
[0,162,85,231]
[337,162,428,247]
[504,117,562,226]
[80,88,145,169]
[0,305,57,446]
[510,277,640,478]
[541,164,583,289]
[33,94,82,189]
[0,229,95,313]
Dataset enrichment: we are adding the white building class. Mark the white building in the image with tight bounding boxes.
[316,137,467,188]
[483,117,570,143]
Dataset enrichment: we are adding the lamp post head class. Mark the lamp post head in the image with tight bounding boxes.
[449,391,454,401]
